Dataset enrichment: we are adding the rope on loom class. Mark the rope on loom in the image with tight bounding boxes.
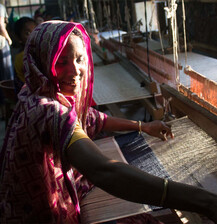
[181,0,188,66]
[116,0,122,46]
[98,1,103,31]
[124,0,132,44]
[144,0,152,82]
[88,0,98,33]
[74,0,81,22]
[143,0,159,111]
[103,0,113,36]
[148,0,156,40]
[83,0,89,23]
[164,0,180,88]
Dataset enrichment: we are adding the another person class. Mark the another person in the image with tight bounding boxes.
[34,6,45,25]
[13,17,36,93]
[0,21,217,223]
[0,2,14,118]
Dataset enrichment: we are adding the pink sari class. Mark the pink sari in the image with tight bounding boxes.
[0,21,106,223]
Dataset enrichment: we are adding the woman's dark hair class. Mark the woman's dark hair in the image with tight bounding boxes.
[71,28,85,46]
[14,17,36,39]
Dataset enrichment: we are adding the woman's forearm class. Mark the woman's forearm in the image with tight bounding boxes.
[93,159,213,216]
[103,116,139,132]
[103,116,173,140]
[68,139,217,221]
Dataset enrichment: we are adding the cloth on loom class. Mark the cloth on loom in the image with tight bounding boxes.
[115,131,170,212]
[115,131,169,177]
[145,117,217,190]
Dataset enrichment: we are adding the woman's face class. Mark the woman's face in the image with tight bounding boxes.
[55,34,87,96]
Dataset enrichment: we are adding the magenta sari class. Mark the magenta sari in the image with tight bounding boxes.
[0,21,106,223]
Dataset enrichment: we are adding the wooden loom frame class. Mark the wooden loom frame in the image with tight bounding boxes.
[161,83,217,141]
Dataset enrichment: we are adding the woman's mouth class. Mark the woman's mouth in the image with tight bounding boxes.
[60,81,77,86]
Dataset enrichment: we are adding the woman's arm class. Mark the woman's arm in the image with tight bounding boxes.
[66,138,217,223]
[103,116,174,140]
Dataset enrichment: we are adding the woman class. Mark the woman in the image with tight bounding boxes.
[0,21,217,223]
[0,3,14,118]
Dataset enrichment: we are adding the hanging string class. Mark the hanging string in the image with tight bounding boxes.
[88,0,98,33]
[116,0,122,45]
[75,0,81,21]
[83,0,90,31]
[148,0,156,40]
[157,19,165,56]
[156,8,167,83]
[181,0,187,66]
[103,0,112,34]
[98,1,103,32]
[144,0,152,82]
[164,0,180,89]
[124,0,132,44]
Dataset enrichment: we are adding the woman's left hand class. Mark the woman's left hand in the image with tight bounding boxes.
[142,120,174,141]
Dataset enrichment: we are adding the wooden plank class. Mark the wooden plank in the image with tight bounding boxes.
[140,98,164,120]
[184,67,217,108]
[126,44,182,88]
[160,83,217,141]
[179,84,217,116]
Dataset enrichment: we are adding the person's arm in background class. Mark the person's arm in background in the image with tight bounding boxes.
[0,8,12,45]
[103,116,174,141]
[66,137,217,223]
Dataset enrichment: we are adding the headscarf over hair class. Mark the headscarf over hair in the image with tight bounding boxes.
[23,21,94,128]
[0,21,106,223]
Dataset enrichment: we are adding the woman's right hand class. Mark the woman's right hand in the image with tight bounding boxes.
[207,201,217,223]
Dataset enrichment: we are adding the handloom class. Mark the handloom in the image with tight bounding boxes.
[93,63,153,105]
[80,117,217,224]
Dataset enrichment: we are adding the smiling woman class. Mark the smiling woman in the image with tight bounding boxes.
[0,21,217,224]
[55,30,87,97]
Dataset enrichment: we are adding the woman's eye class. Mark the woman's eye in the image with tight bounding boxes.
[77,56,84,63]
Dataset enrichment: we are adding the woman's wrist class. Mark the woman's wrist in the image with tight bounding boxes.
[139,121,149,134]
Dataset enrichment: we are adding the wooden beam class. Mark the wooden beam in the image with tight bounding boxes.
[140,98,164,120]
[160,83,217,141]
[179,84,217,116]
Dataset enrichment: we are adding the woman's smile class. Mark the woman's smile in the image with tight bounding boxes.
[55,34,87,96]
[60,79,78,86]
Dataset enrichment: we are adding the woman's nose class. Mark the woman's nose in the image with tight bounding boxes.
[70,62,81,76]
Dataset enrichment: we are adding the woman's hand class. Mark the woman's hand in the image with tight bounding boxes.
[206,197,217,224]
[142,120,174,141]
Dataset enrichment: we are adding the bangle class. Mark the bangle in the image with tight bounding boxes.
[160,178,168,207]
[138,120,142,135]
